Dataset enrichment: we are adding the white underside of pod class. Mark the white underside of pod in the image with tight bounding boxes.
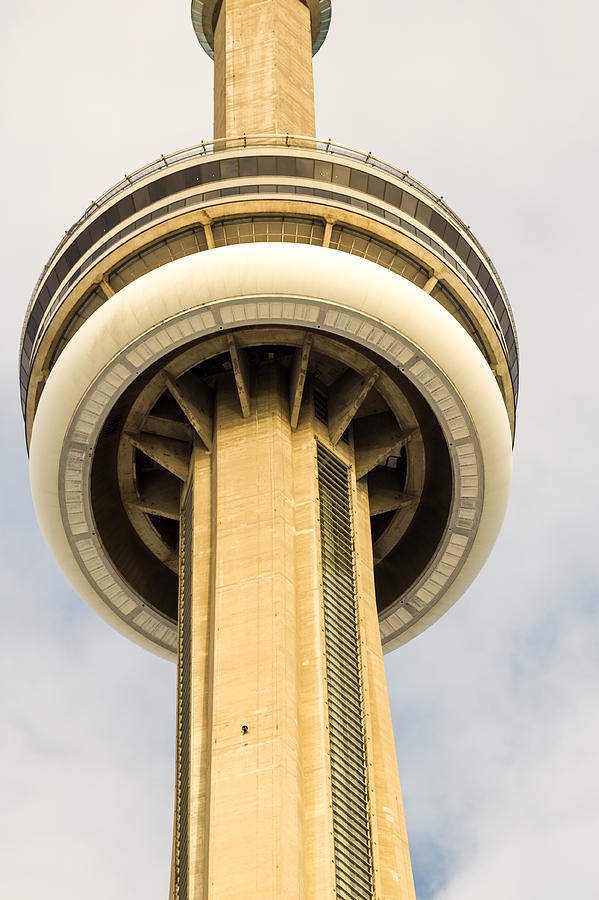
[29,243,512,658]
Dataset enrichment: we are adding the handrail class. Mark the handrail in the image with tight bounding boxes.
[21,133,517,362]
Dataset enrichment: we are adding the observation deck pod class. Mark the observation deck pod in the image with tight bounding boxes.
[22,136,517,660]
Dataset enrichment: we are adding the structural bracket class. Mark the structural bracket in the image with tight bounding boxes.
[227,334,251,418]
[133,470,181,520]
[142,413,194,443]
[328,367,379,445]
[127,432,191,481]
[289,334,313,430]
[166,373,214,450]
[367,467,418,516]
[354,413,415,480]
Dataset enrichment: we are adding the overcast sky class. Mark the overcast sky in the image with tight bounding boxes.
[1,1,598,897]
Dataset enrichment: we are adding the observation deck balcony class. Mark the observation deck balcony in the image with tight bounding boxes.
[20,135,518,444]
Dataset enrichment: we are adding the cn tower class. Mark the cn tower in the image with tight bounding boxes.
[20,1,518,897]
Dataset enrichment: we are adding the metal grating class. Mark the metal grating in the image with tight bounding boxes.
[176,481,193,900]
[329,223,429,288]
[314,389,349,444]
[212,214,325,247]
[317,444,374,899]
[314,388,329,426]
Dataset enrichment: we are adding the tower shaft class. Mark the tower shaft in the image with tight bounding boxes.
[214,0,316,138]
[172,364,415,898]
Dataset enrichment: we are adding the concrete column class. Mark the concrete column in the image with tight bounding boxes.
[188,446,214,898]
[213,0,316,139]
[293,391,337,898]
[174,363,416,899]
[205,366,303,896]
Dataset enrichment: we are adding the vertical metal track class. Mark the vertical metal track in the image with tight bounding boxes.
[317,444,374,899]
[176,479,193,900]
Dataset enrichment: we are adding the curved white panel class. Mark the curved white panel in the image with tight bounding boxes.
[30,243,512,658]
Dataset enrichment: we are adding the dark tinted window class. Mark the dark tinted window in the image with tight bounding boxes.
[257,157,276,176]
[87,217,107,244]
[429,210,447,241]
[295,157,314,178]
[466,247,480,272]
[367,175,386,200]
[384,183,403,208]
[29,303,42,329]
[219,158,239,179]
[184,165,204,188]
[131,184,151,210]
[487,282,500,305]
[275,156,295,176]
[115,194,135,221]
[414,200,432,228]
[349,169,368,192]
[478,269,491,292]
[468,256,483,283]
[54,254,70,283]
[400,192,417,217]
[239,156,258,177]
[64,239,82,269]
[76,228,93,254]
[148,179,168,204]
[201,160,221,181]
[456,236,471,263]
[332,164,350,186]
[169,170,187,194]
[444,225,460,251]
[315,160,332,181]
[37,284,51,310]
[102,204,119,232]
[45,269,60,296]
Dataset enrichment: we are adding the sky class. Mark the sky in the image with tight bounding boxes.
[1,0,598,897]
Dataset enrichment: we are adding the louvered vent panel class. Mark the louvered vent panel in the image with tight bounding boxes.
[176,481,193,900]
[317,444,374,899]
[314,389,349,444]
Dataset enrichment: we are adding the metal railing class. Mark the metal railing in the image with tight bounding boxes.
[20,134,518,403]
[27,134,513,320]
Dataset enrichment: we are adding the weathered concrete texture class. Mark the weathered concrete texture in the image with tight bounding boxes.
[175,367,416,898]
[214,0,316,138]
[293,384,337,898]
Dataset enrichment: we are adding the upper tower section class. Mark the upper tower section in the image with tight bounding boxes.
[21,0,517,658]
[192,0,331,138]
